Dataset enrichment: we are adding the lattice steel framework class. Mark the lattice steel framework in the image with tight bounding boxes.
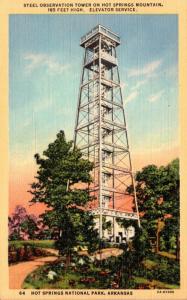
[74,25,140,239]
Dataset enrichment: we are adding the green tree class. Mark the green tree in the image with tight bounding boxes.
[8,205,39,240]
[20,216,39,239]
[135,159,179,255]
[117,219,149,259]
[114,219,149,288]
[160,159,180,258]
[29,130,99,263]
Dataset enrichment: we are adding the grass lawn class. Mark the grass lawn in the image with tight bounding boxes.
[9,240,55,249]
[158,251,176,260]
[9,241,179,289]
[22,261,111,289]
[22,250,180,289]
[133,277,179,289]
[142,259,157,269]
[23,268,85,289]
[135,252,180,288]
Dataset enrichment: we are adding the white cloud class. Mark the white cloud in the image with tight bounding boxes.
[24,53,69,75]
[131,79,148,91]
[128,59,162,78]
[125,90,138,105]
[148,90,164,103]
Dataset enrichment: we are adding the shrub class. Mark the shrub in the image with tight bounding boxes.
[8,251,17,264]
[23,246,33,260]
[8,244,53,264]
[16,247,25,262]
[153,263,180,284]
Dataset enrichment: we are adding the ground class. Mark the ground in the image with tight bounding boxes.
[9,255,57,289]
[8,240,180,289]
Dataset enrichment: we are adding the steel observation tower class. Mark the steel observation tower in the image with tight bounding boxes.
[74,25,140,241]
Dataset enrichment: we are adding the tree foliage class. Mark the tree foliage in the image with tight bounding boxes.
[29,130,99,259]
[135,158,179,253]
[8,205,39,240]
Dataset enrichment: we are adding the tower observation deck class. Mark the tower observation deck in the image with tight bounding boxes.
[74,25,140,242]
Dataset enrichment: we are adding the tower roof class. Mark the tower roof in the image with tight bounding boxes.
[80,24,120,47]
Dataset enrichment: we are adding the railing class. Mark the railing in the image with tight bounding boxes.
[81,25,99,45]
[85,51,117,66]
[101,51,117,65]
[99,25,120,44]
[85,53,98,65]
[91,208,138,219]
[81,25,120,45]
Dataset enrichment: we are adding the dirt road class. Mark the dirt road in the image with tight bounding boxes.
[9,254,58,289]
[94,248,123,260]
[9,248,121,289]
[79,247,123,260]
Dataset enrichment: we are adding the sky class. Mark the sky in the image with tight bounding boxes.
[9,14,178,215]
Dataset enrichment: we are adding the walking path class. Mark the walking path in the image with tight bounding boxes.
[9,248,122,289]
[94,248,123,260]
[9,249,58,289]
[79,247,123,260]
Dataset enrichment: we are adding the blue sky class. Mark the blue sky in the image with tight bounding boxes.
[9,14,178,170]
